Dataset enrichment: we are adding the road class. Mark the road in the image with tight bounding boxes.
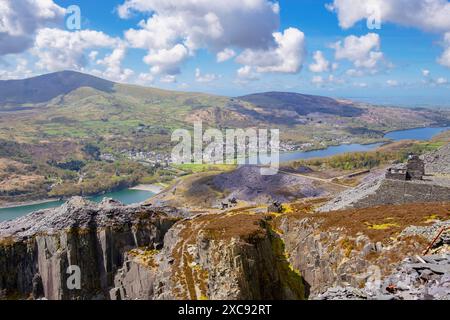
[278,169,351,189]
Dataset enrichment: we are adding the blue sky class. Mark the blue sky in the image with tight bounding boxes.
[1,0,450,106]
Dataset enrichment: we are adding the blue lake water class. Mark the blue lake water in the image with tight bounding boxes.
[252,126,450,165]
[1,126,449,222]
[0,189,154,222]
[277,142,384,163]
[385,127,450,141]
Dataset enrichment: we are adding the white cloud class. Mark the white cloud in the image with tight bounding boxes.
[236,27,306,74]
[327,0,450,32]
[236,65,259,82]
[121,0,281,76]
[0,58,34,80]
[216,48,236,62]
[137,72,155,85]
[119,1,309,78]
[327,0,450,69]
[96,44,134,82]
[0,0,65,56]
[89,51,99,61]
[311,74,344,87]
[309,51,330,73]
[160,74,177,83]
[436,77,448,85]
[332,33,383,69]
[143,44,189,75]
[195,68,218,83]
[119,0,280,50]
[422,69,430,77]
[386,79,399,86]
[438,33,450,68]
[33,28,119,72]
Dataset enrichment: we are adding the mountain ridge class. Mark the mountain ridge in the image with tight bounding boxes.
[238,91,364,117]
[0,71,115,106]
[0,71,356,114]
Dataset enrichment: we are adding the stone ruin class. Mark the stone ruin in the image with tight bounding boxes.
[220,197,238,210]
[268,201,284,213]
[386,154,425,181]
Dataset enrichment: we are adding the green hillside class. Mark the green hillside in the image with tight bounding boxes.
[0,71,449,204]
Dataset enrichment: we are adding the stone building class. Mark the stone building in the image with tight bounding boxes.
[386,154,425,181]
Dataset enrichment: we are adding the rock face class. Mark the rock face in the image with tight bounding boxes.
[0,197,179,300]
[275,202,450,300]
[319,176,450,212]
[0,198,306,300]
[423,143,450,175]
[316,254,450,300]
[2,195,449,300]
[111,214,305,300]
[278,217,391,297]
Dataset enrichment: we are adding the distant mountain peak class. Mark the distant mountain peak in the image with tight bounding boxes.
[238,91,363,117]
[0,71,115,106]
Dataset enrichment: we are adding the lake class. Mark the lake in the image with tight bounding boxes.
[253,126,450,164]
[0,189,154,222]
[1,126,449,222]
[384,126,450,141]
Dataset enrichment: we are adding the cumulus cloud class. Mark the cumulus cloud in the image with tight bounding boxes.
[436,77,448,85]
[143,44,189,75]
[216,48,236,62]
[136,72,155,85]
[438,33,450,68]
[236,65,259,82]
[119,0,305,78]
[327,0,450,68]
[422,69,431,77]
[327,0,450,32]
[0,0,65,56]
[195,68,219,83]
[311,74,343,87]
[0,58,34,80]
[236,27,306,74]
[33,28,118,71]
[332,33,383,69]
[119,0,280,50]
[89,51,99,61]
[120,0,280,67]
[31,28,134,82]
[96,44,135,82]
[309,51,330,73]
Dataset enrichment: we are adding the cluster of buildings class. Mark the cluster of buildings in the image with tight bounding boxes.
[123,150,172,167]
[99,150,172,167]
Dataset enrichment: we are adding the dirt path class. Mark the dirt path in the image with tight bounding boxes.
[278,170,351,189]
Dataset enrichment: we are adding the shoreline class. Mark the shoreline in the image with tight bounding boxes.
[0,198,61,210]
[0,184,165,210]
[129,184,165,193]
